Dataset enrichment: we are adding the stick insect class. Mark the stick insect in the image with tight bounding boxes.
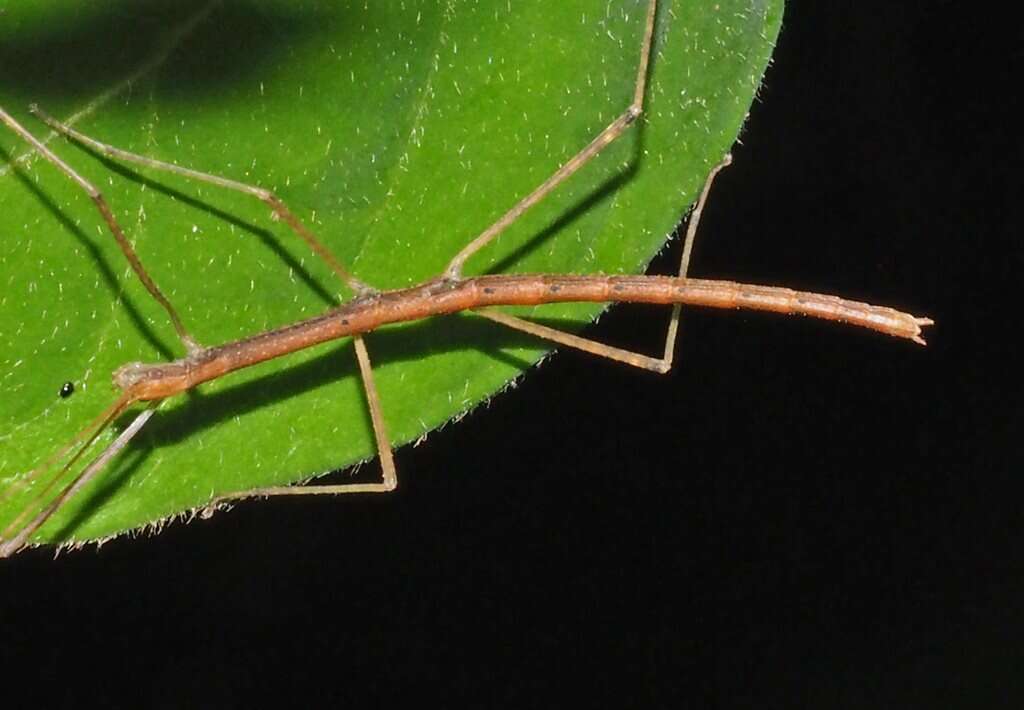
[0,0,930,557]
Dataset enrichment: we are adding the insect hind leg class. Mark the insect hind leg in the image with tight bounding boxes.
[472,154,732,375]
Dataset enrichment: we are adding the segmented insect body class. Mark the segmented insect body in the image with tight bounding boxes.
[0,0,928,557]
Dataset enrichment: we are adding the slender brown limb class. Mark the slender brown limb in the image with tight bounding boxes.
[0,106,199,353]
[473,308,672,372]
[470,153,734,374]
[661,153,733,365]
[209,335,396,503]
[29,104,371,297]
[352,335,397,490]
[443,0,659,279]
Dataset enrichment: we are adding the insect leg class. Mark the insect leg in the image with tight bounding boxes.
[471,154,732,374]
[1,106,199,353]
[207,334,397,504]
[657,153,732,369]
[443,0,659,279]
[29,105,371,297]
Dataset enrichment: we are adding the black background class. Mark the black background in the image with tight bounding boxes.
[2,3,1019,707]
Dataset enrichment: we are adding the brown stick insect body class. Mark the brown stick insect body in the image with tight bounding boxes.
[0,0,930,556]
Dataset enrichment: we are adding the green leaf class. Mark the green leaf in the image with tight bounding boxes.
[0,0,783,546]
